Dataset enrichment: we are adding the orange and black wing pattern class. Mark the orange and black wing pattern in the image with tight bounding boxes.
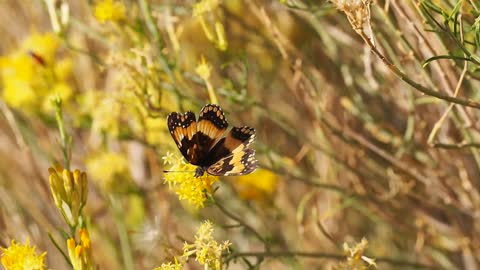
[167,104,257,176]
[167,111,201,164]
[207,126,258,176]
[195,104,228,165]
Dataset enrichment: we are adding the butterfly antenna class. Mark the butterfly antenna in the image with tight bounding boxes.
[163,170,195,173]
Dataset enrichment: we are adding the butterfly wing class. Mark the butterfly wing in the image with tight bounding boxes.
[207,126,257,176]
[207,148,258,176]
[167,111,201,164]
[196,104,228,165]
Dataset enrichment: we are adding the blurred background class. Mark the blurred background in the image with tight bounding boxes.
[0,0,480,269]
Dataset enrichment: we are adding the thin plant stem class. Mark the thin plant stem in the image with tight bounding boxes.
[227,251,440,270]
[53,99,71,170]
[213,198,267,247]
[48,233,72,267]
[111,196,135,270]
[428,14,469,146]
[359,31,480,109]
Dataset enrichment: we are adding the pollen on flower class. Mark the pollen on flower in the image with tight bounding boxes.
[1,238,46,270]
[163,152,219,208]
[182,220,231,270]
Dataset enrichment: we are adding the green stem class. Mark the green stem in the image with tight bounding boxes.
[53,99,71,170]
[111,196,135,270]
[48,233,73,267]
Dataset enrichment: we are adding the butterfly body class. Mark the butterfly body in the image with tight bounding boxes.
[167,104,257,177]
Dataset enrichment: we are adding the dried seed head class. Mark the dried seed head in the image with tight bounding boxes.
[330,0,374,44]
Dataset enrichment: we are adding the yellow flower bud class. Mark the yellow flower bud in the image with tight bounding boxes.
[48,167,89,228]
[62,169,74,196]
[67,229,95,270]
[79,229,91,249]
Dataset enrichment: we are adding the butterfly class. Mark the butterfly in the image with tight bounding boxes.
[167,104,258,177]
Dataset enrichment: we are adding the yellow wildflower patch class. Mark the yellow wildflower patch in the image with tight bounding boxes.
[0,32,73,114]
[1,239,46,270]
[163,152,219,209]
[182,220,231,270]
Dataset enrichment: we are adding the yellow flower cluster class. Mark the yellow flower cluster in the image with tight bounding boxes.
[183,220,231,270]
[48,166,88,228]
[77,48,177,144]
[67,228,95,270]
[155,220,230,270]
[94,0,126,23]
[1,239,46,270]
[154,257,183,270]
[163,152,219,209]
[0,32,73,114]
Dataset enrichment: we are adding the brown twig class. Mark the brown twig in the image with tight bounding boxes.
[360,31,480,109]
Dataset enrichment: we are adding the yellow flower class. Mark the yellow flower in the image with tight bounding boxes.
[94,0,126,23]
[67,228,95,270]
[337,238,377,270]
[86,151,131,193]
[0,32,73,114]
[195,56,212,81]
[54,58,73,80]
[154,257,184,270]
[144,117,171,146]
[195,56,218,104]
[1,79,37,110]
[163,152,219,209]
[48,166,88,228]
[21,32,59,65]
[232,169,278,201]
[182,220,231,270]
[1,239,46,270]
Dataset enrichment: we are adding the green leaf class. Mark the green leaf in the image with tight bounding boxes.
[422,55,472,68]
